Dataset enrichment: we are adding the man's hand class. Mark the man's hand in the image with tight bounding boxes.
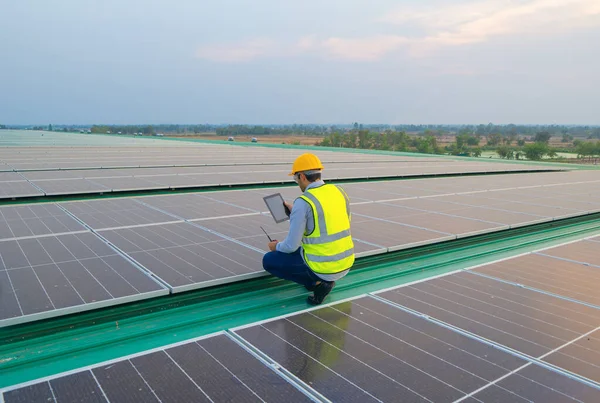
[284,201,293,215]
[268,240,278,251]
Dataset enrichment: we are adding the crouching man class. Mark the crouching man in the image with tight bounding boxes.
[262,153,354,305]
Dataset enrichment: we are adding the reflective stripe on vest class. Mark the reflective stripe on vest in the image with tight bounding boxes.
[304,247,355,263]
[300,184,355,275]
[302,229,351,244]
[301,191,328,236]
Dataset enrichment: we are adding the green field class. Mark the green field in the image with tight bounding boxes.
[479,150,579,160]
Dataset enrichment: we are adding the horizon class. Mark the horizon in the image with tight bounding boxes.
[5,123,600,128]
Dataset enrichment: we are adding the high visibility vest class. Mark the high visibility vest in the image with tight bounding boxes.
[299,184,355,275]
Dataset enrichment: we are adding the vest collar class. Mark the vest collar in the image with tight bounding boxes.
[305,180,325,192]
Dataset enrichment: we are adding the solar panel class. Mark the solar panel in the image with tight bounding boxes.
[0,172,25,182]
[4,141,455,170]
[350,219,454,251]
[99,222,265,292]
[389,212,509,237]
[350,184,443,199]
[22,170,85,180]
[1,333,311,403]
[366,242,600,393]
[204,189,281,212]
[485,201,584,218]
[467,364,600,402]
[0,204,85,240]
[80,167,178,177]
[1,156,569,199]
[31,179,109,196]
[543,328,600,384]
[437,206,550,227]
[341,175,600,237]
[139,193,258,220]
[528,195,600,212]
[385,197,475,212]
[153,174,220,189]
[377,271,600,358]
[61,199,179,230]
[233,296,600,401]
[83,177,168,192]
[351,202,425,219]
[475,251,600,307]
[194,213,288,241]
[0,232,167,327]
[537,239,600,267]
[0,182,44,199]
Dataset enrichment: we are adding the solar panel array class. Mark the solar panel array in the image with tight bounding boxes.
[2,170,599,327]
[0,144,442,170]
[0,130,203,147]
[2,131,600,399]
[1,334,311,403]
[0,131,566,200]
[4,237,600,402]
[374,236,600,389]
[236,294,600,402]
[0,230,167,326]
[0,160,560,200]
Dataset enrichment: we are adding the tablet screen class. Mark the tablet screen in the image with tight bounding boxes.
[263,193,289,223]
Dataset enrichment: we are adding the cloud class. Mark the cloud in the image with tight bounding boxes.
[379,0,507,30]
[195,0,600,63]
[296,35,318,51]
[321,35,408,61]
[318,0,600,60]
[291,34,409,61]
[383,0,600,47]
[195,38,275,62]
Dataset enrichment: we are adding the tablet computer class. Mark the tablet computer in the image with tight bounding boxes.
[263,193,290,223]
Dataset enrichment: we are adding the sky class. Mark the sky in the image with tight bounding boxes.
[1,0,599,125]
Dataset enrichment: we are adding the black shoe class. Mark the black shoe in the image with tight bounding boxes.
[305,283,316,292]
[307,281,335,305]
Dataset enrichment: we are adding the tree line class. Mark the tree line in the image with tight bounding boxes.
[317,130,443,154]
[495,140,600,161]
[401,124,600,138]
[89,124,218,135]
[215,125,329,136]
[86,124,330,136]
[315,127,600,162]
[573,140,600,162]
[7,123,600,139]
[215,123,600,138]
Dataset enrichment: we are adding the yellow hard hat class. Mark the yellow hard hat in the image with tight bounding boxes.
[289,153,324,176]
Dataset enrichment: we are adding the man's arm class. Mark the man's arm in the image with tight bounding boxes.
[275,199,308,253]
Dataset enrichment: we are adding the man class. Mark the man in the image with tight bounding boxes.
[262,153,355,305]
